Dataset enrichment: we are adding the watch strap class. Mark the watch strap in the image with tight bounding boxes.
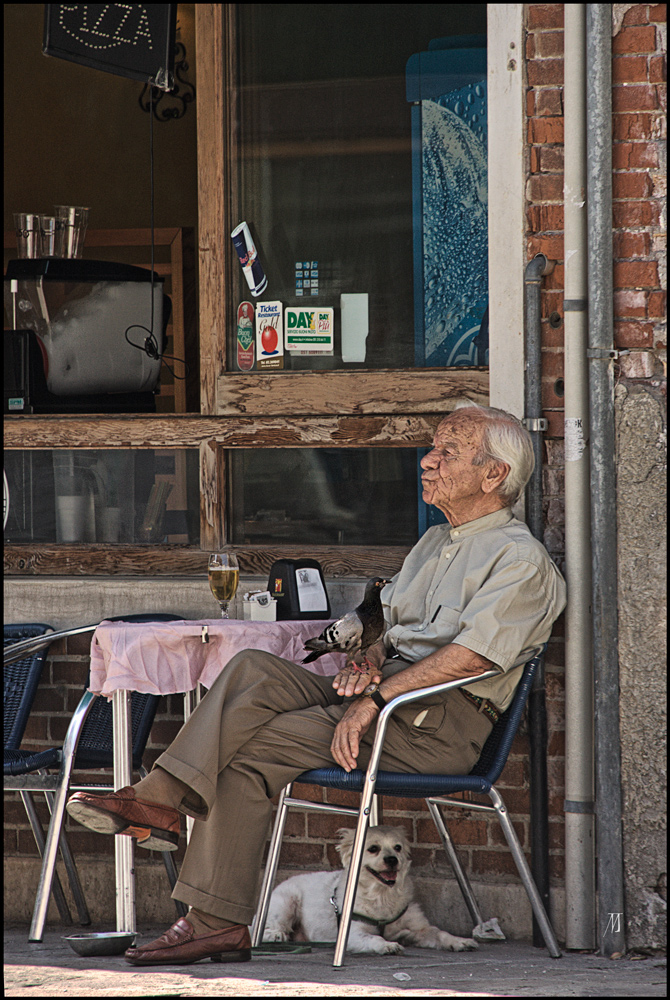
[370,688,387,710]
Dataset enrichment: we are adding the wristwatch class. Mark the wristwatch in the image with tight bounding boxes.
[362,681,387,711]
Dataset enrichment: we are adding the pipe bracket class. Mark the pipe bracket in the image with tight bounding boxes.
[523,417,549,432]
[564,800,595,814]
[586,348,630,360]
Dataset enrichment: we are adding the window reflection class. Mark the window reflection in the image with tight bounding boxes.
[230,449,419,546]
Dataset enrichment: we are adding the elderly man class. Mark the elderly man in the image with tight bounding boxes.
[67,402,566,966]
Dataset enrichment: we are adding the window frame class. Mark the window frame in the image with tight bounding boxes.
[3,3,490,580]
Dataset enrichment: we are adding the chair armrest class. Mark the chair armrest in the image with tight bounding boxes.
[379,668,499,717]
[365,669,499,778]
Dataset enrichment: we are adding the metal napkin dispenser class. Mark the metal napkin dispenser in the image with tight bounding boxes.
[268,559,331,620]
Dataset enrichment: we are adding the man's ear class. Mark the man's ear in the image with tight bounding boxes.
[482,461,510,494]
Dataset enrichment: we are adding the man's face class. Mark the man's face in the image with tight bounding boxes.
[419,414,490,514]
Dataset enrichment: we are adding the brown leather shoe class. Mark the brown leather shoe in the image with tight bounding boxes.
[66,786,180,851]
[124,918,251,966]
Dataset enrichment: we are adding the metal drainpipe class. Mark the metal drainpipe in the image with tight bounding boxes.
[585,4,626,958]
[524,251,553,947]
[563,3,596,951]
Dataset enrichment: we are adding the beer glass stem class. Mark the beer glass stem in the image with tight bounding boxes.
[219,602,230,619]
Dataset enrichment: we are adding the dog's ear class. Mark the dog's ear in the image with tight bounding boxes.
[335,828,355,865]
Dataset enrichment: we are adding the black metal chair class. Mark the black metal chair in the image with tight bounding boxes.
[251,651,561,966]
[4,614,187,941]
[3,623,86,927]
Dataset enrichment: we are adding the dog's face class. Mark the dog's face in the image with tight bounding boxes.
[336,826,411,889]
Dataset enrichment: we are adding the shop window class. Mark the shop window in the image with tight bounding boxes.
[229,5,488,373]
[230,448,420,547]
[4,450,200,545]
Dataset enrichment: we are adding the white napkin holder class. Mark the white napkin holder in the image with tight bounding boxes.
[243,590,277,621]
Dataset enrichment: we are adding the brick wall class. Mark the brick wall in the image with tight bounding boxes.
[524,0,667,932]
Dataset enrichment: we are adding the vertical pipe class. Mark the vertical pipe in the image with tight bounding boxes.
[585,3,626,958]
[563,3,596,951]
[524,252,553,947]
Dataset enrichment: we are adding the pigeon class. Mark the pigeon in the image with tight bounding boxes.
[302,577,390,668]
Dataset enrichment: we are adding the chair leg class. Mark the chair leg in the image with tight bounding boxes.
[426,798,485,928]
[489,787,562,958]
[29,690,97,942]
[44,790,91,926]
[332,771,379,967]
[20,791,73,925]
[251,784,293,947]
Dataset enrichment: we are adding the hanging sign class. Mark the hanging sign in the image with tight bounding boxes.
[43,5,178,89]
[256,301,284,370]
[236,301,255,371]
[285,307,334,354]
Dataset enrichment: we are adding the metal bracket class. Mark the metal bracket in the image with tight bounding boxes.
[523,417,549,432]
[586,348,631,360]
[564,799,595,814]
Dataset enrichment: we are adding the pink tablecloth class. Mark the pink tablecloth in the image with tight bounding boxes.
[89,619,344,697]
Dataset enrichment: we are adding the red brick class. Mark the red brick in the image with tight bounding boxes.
[380,795,427,812]
[527,59,564,86]
[472,850,522,878]
[535,88,564,116]
[613,171,654,198]
[648,290,667,318]
[542,351,565,379]
[529,116,565,144]
[527,233,564,260]
[490,820,527,849]
[614,201,659,227]
[613,55,652,83]
[65,632,95,655]
[613,84,660,112]
[614,112,657,140]
[649,55,667,82]
[527,7,564,30]
[615,321,655,348]
[528,204,564,231]
[537,145,564,172]
[613,141,660,169]
[528,173,564,201]
[615,259,660,287]
[532,31,565,58]
[613,25,657,54]
[614,231,652,258]
[281,842,324,867]
[615,289,649,318]
[649,5,667,23]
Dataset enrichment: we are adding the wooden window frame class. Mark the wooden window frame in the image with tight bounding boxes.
[4,4,488,580]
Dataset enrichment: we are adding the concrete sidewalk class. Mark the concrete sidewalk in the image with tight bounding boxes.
[3,925,666,997]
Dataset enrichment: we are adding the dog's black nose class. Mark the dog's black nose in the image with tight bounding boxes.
[384,855,398,868]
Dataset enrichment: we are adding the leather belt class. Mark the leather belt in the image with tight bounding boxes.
[460,688,500,725]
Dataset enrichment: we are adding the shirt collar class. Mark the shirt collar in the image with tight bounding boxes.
[446,506,514,541]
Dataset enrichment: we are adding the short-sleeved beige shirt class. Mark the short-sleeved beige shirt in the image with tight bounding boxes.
[381,507,567,713]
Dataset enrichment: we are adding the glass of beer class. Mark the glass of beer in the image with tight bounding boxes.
[208,552,239,619]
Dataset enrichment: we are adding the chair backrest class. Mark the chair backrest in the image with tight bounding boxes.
[468,653,541,784]
[74,612,183,771]
[4,624,54,751]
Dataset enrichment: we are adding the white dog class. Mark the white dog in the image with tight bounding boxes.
[262,825,479,955]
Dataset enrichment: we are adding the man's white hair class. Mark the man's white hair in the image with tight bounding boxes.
[451,400,535,505]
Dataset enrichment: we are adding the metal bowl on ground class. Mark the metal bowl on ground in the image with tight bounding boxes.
[63,931,137,956]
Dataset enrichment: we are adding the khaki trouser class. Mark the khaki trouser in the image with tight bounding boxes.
[155,649,492,924]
